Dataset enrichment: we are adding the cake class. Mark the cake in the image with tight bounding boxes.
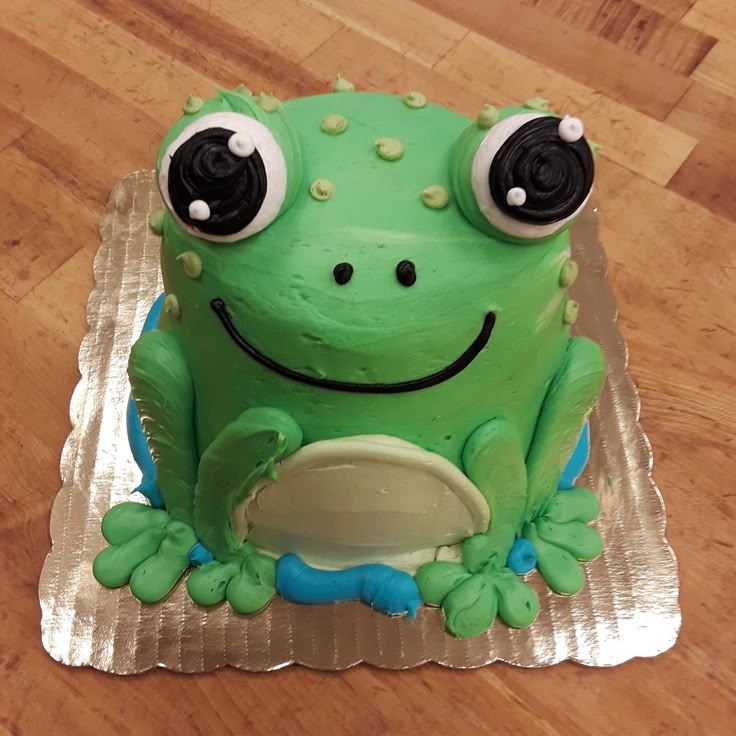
[93,79,606,639]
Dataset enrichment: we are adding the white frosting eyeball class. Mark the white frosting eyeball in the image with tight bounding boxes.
[558,115,584,143]
[506,187,527,206]
[228,132,256,157]
[188,199,211,221]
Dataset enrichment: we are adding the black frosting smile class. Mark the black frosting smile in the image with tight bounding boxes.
[210,298,496,394]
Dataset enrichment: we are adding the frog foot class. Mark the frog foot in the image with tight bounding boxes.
[186,541,277,614]
[523,487,603,595]
[93,502,197,603]
[415,559,539,638]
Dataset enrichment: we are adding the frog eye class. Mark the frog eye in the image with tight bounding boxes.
[158,112,288,242]
[467,112,594,241]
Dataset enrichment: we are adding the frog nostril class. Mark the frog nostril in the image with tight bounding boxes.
[333,262,353,285]
[396,260,416,287]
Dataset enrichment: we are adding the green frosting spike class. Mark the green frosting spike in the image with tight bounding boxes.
[100,502,169,546]
[535,518,603,561]
[403,91,427,109]
[320,113,348,135]
[375,137,403,161]
[129,521,198,603]
[164,293,181,320]
[414,561,471,606]
[257,92,282,112]
[443,574,498,639]
[524,97,550,112]
[476,104,500,129]
[234,83,252,96]
[333,73,355,93]
[148,209,165,236]
[93,527,168,588]
[588,139,603,157]
[421,185,449,210]
[187,560,241,606]
[309,178,336,201]
[176,251,203,279]
[183,94,204,114]
[544,487,600,524]
[563,299,579,325]
[226,553,277,614]
[560,259,579,288]
[525,524,585,595]
[493,569,539,629]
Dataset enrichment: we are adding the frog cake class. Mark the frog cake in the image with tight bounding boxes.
[93,79,607,639]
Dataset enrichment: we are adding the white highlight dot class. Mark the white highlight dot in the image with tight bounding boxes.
[558,115,584,143]
[189,199,210,221]
[506,187,527,207]
[228,132,255,157]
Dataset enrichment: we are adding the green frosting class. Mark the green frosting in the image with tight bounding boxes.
[257,92,282,112]
[163,293,180,320]
[320,113,348,135]
[148,209,165,236]
[421,185,449,209]
[375,137,403,161]
[333,74,355,93]
[233,84,252,97]
[524,97,550,112]
[182,95,204,115]
[403,91,427,109]
[95,91,607,637]
[476,104,500,129]
[560,259,579,288]
[309,178,336,201]
[563,299,580,325]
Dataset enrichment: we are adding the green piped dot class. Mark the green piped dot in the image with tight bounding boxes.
[233,83,252,96]
[524,97,551,112]
[182,95,203,114]
[403,91,427,109]
[563,300,580,325]
[148,209,165,236]
[375,137,403,161]
[257,93,282,112]
[309,178,336,201]
[176,251,203,280]
[164,294,181,320]
[333,74,355,93]
[560,259,579,288]
[476,104,500,129]
[321,114,348,135]
[421,185,449,210]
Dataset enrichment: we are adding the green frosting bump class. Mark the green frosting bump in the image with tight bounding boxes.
[476,104,500,129]
[149,209,165,236]
[543,487,600,524]
[176,251,203,279]
[493,569,539,629]
[560,259,579,288]
[442,574,498,639]
[415,561,471,606]
[187,559,241,606]
[226,552,277,614]
[375,137,403,161]
[333,73,355,93]
[183,95,204,115]
[93,526,168,589]
[535,518,603,561]
[589,140,603,158]
[524,97,551,112]
[233,83,252,97]
[101,502,169,546]
[403,91,427,109]
[421,185,449,210]
[309,178,336,201]
[563,299,580,325]
[257,93,282,112]
[164,293,181,320]
[320,113,348,135]
[525,523,585,595]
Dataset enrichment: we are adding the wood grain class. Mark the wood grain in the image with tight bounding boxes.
[1,0,734,733]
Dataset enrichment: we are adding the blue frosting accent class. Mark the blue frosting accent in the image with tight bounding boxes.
[276,554,421,617]
[126,294,166,508]
[507,538,538,574]
[189,542,215,567]
[558,421,589,490]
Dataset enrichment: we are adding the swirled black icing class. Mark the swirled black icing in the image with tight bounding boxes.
[489,117,594,225]
[168,127,267,236]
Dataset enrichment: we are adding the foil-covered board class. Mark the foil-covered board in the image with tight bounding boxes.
[39,171,681,672]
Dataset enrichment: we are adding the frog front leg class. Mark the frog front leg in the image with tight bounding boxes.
[522,336,606,595]
[186,408,302,614]
[93,329,200,603]
[416,419,539,638]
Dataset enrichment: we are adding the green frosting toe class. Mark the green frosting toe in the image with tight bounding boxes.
[129,521,198,603]
[187,560,241,606]
[442,574,498,639]
[415,561,471,606]
[226,552,277,614]
[100,502,169,545]
[93,527,167,588]
[543,487,600,524]
[525,524,585,595]
[494,569,539,628]
[535,518,603,561]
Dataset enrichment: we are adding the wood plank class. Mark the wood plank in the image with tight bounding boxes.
[434,32,696,185]
[0,103,29,152]
[415,0,692,120]
[640,0,696,20]
[667,80,736,148]
[692,39,736,97]
[682,3,736,44]
[301,0,467,66]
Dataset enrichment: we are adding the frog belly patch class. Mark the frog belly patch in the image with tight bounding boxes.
[231,435,491,572]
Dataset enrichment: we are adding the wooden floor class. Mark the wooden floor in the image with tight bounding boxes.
[1,0,734,733]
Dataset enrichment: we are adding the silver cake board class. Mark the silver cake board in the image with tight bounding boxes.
[39,171,680,672]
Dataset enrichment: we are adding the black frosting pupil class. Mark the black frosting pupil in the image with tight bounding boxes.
[333,262,353,285]
[489,116,594,225]
[396,260,416,287]
[168,127,267,236]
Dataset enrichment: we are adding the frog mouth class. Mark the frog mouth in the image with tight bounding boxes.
[210,298,496,394]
